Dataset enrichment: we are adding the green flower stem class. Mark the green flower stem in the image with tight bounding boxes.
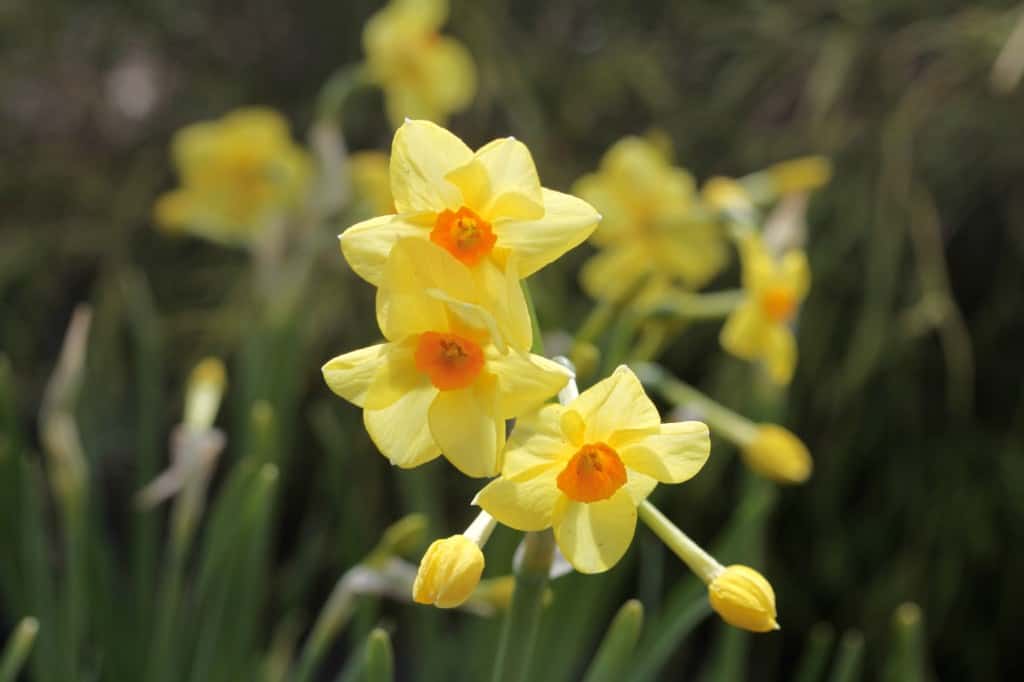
[884,604,926,682]
[637,501,723,585]
[634,363,758,445]
[829,631,865,682]
[648,290,745,322]
[0,617,39,682]
[575,299,616,344]
[292,574,358,682]
[582,600,644,682]
[364,628,395,682]
[490,529,556,682]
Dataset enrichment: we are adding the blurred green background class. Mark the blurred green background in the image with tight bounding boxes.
[2,1,1023,680]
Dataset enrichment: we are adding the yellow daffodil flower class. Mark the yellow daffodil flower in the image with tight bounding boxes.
[348,151,395,216]
[708,565,780,632]
[720,233,810,384]
[154,108,311,246]
[363,0,476,126]
[767,156,832,195]
[475,366,710,573]
[340,119,600,351]
[322,238,569,477]
[574,137,729,302]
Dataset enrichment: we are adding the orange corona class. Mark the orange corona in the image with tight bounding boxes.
[430,206,497,266]
[557,442,628,503]
[414,331,485,390]
[759,285,797,323]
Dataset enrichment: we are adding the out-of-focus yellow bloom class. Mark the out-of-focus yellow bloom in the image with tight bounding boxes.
[476,366,710,573]
[363,0,476,127]
[708,565,780,632]
[341,119,600,351]
[348,151,395,216]
[322,239,569,477]
[720,233,810,384]
[154,108,311,246]
[413,535,484,608]
[702,176,754,218]
[574,137,729,302]
[767,156,832,195]
[742,424,812,484]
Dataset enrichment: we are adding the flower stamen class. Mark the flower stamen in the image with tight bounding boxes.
[415,331,485,390]
[557,442,627,503]
[430,206,496,266]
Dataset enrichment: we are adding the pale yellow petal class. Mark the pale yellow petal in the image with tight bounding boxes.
[472,137,543,221]
[428,383,503,477]
[363,340,424,410]
[569,365,660,443]
[623,470,657,505]
[738,233,776,294]
[553,489,637,574]
[364,384,441,468]
[486,348,570,419]
[376,238,474,340]
[339,214,427,286]
[473,257,531,352]
[617,421,710,484]
[321,343,388,407]
[503,404,572,479]
[497,189,601,278]
[720,301,770,360]
[781,250,811,301]
[474,465,561,531]
[763,324,797,385]
[390,119,472,214]
[421,37,476,115]
[579,243,649,302]
[572,173,634,246]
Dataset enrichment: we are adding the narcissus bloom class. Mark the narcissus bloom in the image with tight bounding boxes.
[363,0,476,127]
[720,233,810,384]
[322,239,569,477]
[475,366,710,573]
[574,137,728,302]
[708,565,779,632]
[341,119,600,350]
[154,108,311,246]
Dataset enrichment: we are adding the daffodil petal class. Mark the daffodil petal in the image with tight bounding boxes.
[365,383,441,468]
[363,340,424,410]
[623,470,657,505]
[720,301,768,359]
[390,119,472,214]
[474,256,531,352]
[471,137,544,221]
[422,37,476,114]
[570,365,660,443]
[553,489,637,574]
[486,348,570,419]
[764,324,797,385]
[497,189,601,278]
[376,238,475,340]
[503,404,572,479]
[579,243,649,302]
[781,250,811,301]
[617,421,710,483]
[473,465,560,531]
[428,383,503,477]
[321,343,389,407]
[739,233,776,294]
[340,214,427,286]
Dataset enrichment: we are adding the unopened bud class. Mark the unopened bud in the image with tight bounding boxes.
[412,535,484,609]
[742,424,812,484]
[708,565,779,633]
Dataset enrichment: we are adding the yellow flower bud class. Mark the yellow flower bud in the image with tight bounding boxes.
[742,424,812,485]
[184,358,227,432]
[767,157,832,195]
[412,535,484,609]
[702,176,753,215]
[708,565,779,633]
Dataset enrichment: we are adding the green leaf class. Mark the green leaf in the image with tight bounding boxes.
[582,599,644,682]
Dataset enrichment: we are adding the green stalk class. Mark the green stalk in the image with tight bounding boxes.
[648,290,744,321]
[291,574,358,682]
[363,628,394,682]
[828,631,865,682]
[0,617,39,682]
[491,530,556,682]
[637,501,722,584]
[794,623,836,682]
[582,600,644,682]
[883,604,926,682]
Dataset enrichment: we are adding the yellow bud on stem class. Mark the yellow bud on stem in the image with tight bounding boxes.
[708,565,780,633]
[413,535,485,609]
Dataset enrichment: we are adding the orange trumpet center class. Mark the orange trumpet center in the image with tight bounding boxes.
[557,442,628,503]
[414,331,485,391]
[759,285,797,323]
[430,206,496,266]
